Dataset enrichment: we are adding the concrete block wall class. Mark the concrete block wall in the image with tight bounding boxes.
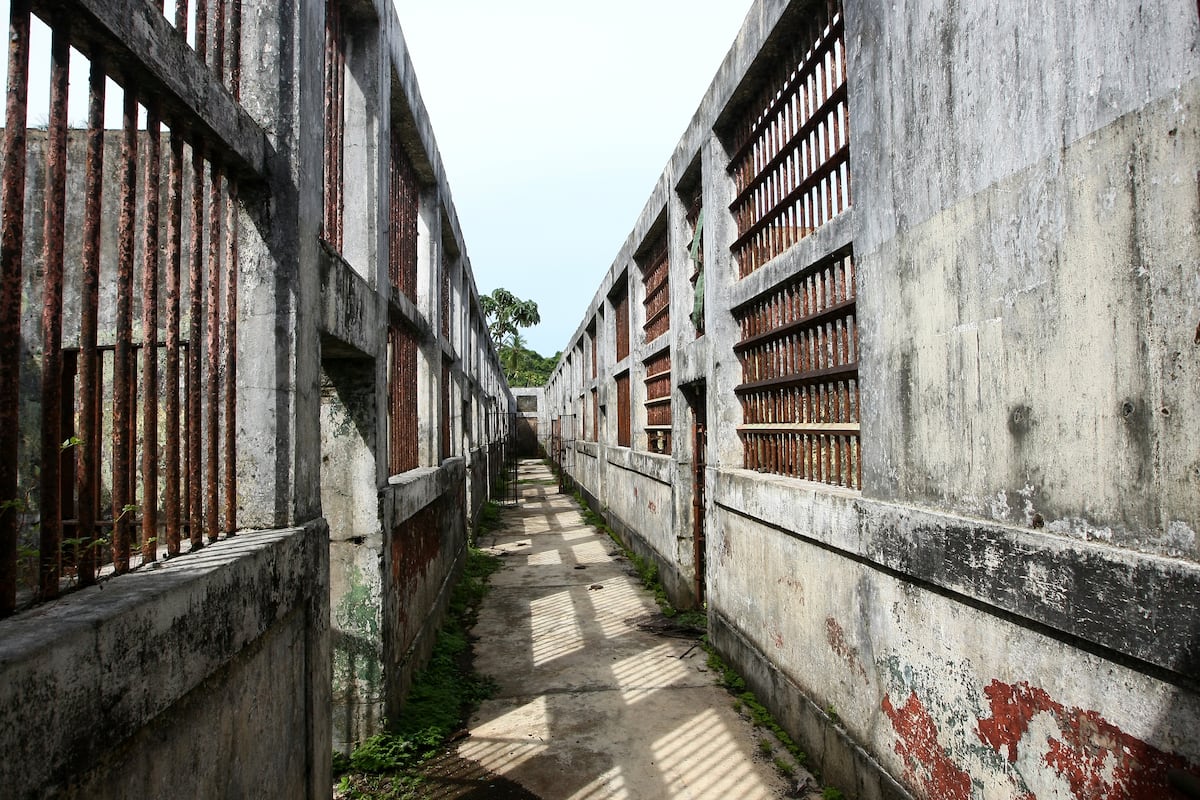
[1,0,513,795]
[544,1,1200,798]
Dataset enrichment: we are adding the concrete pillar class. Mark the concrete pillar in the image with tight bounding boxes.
[702,133,742,468]
[236,1,325,528]
[416,187,441,466]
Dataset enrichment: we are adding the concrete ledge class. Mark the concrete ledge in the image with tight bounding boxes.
[0,521,329,797]
[385,458,466,526]
[319,245,382,358]
[709,610,912,800]
[727,209,856,311]
[575,441,600,459]
[37,0,268,180]
[714,467,1200,685]
[604,446,675,486]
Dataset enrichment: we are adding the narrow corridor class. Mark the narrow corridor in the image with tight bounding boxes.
[457,460,795,799]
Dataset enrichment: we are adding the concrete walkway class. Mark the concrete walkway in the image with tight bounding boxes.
[460,459,792,800]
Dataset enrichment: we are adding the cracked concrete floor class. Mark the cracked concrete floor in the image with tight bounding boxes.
[460,459,792,800]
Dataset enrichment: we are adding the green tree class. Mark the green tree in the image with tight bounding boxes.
[480,288,544,384]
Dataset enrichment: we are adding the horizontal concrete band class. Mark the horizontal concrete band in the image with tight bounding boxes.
[713,468,1200,685]
[708,610,914,800]
[603,445,674,485]
[36,0,269,180]
[0,521,328,793]
[385,457,466,527]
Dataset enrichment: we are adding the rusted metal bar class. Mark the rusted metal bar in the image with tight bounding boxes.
[196,0,207,61]
[38,22,70,598]
[164,132,184,557]
[113,87,139,574]
[0,0,31,617]
[229,0,241,100]
[223,178,237,536]
[205,162,221,543]
[188,145,205,549]
[141,105,163,563]
[214,0,225,82]
[60,350,77,566]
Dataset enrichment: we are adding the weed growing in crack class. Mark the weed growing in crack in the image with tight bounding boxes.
[334,548,502,798]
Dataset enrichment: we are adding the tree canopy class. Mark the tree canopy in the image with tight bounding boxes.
[480,288,556,387]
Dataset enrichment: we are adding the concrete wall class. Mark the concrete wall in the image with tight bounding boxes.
[319,0,515,752]
[544,1,1200,798]
[2,0,513,795]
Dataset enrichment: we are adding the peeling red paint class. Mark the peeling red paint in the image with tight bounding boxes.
[977,680,1200,800]
[647,500,657,513]
[882,691,973,800]
[770,630,784,649]
[824,617,867,683]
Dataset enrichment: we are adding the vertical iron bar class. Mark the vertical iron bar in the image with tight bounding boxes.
[38,22,70,598]
[223,178,237,536]
[205,163,221,543]
[188,145,204,549]
[0,0,31,616]
[229,0,242,100]
[141,106,162,562]
[113,87,139,574]
[164,132,183,556]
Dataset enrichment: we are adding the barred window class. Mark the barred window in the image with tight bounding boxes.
[727,3,849,278]
[734,248,859,489]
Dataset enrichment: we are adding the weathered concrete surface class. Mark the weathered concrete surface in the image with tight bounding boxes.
[461,461,793,800]
[0,522,331,800]
[540,0,1200,797]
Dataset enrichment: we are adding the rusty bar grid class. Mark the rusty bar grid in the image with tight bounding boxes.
[388,323,419,474]
[205,162,222,544]
[223,177,238,536]
[733,247,859,489]
[639,235,670,344]
[727,5,849,278]
[0,0,32,616]
[643,349,672,455]
[390,132,419,303]
[615,371,632,448]
[75,56,106,585]
[613,283,630,363]
[141,105,162,563]
[37,22,69,598]
[0,0,257,608]
[165,132,184,557]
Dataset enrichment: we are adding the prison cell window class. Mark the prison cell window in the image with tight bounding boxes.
[639,234,670,345]
[615,371,632,449]
[643,349,672,456]
[733,247,859,489]
[0,3,250,616]
[390,131,420,304]
[727,3,850,278]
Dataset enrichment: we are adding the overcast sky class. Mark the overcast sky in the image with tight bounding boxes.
[395,1,753,355]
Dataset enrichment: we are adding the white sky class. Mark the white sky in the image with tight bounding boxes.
[395,1,754,355]
[2,0,754,357]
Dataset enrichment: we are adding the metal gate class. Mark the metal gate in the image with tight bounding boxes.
[497,411,519,506]
[550,414,576,495]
